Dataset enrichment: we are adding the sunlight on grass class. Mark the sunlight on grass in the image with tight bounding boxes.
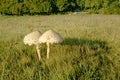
[0,14,120,80]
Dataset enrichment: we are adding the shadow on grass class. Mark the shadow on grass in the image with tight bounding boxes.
[61,38,114,80]
[61,37,112,66]
[61,37,111,52]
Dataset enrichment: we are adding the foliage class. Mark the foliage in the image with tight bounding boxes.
[56,0,76,12]
[0,0,120,15]
[99,1,120,14]
[0,0,52,15]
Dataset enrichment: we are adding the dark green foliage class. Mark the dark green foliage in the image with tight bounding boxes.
[56,0,76,12]
[99,1,120,14]
[0,0,120,15]
[0,0,52,15]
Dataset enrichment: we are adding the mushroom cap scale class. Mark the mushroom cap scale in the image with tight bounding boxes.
[23,31,42,46]
[39,29,63,44]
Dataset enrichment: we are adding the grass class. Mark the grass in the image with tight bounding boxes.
[0,14,120,80]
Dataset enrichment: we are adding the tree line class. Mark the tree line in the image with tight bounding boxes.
[0,0,120,15]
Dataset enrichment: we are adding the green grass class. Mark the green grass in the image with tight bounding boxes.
[0,14,120,80]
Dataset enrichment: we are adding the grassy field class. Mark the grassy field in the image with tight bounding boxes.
[0,14,120,80]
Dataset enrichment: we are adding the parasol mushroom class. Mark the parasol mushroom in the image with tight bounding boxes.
[39,29,63,59]
[23,31,42,60]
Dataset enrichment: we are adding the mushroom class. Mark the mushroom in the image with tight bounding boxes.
[23,31,42,60]
[39,29,63,59]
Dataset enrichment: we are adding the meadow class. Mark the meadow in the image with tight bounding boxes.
[0,14,120,80]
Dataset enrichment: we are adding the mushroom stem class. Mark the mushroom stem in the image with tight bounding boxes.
[46,42,50,59]
[36,44,41,60]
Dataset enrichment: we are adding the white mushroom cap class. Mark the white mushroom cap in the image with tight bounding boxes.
[23,31,42,46]
[39,29,63,44]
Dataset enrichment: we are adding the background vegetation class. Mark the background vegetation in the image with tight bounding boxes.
[0,0,120,15]
[0,14,120,80]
